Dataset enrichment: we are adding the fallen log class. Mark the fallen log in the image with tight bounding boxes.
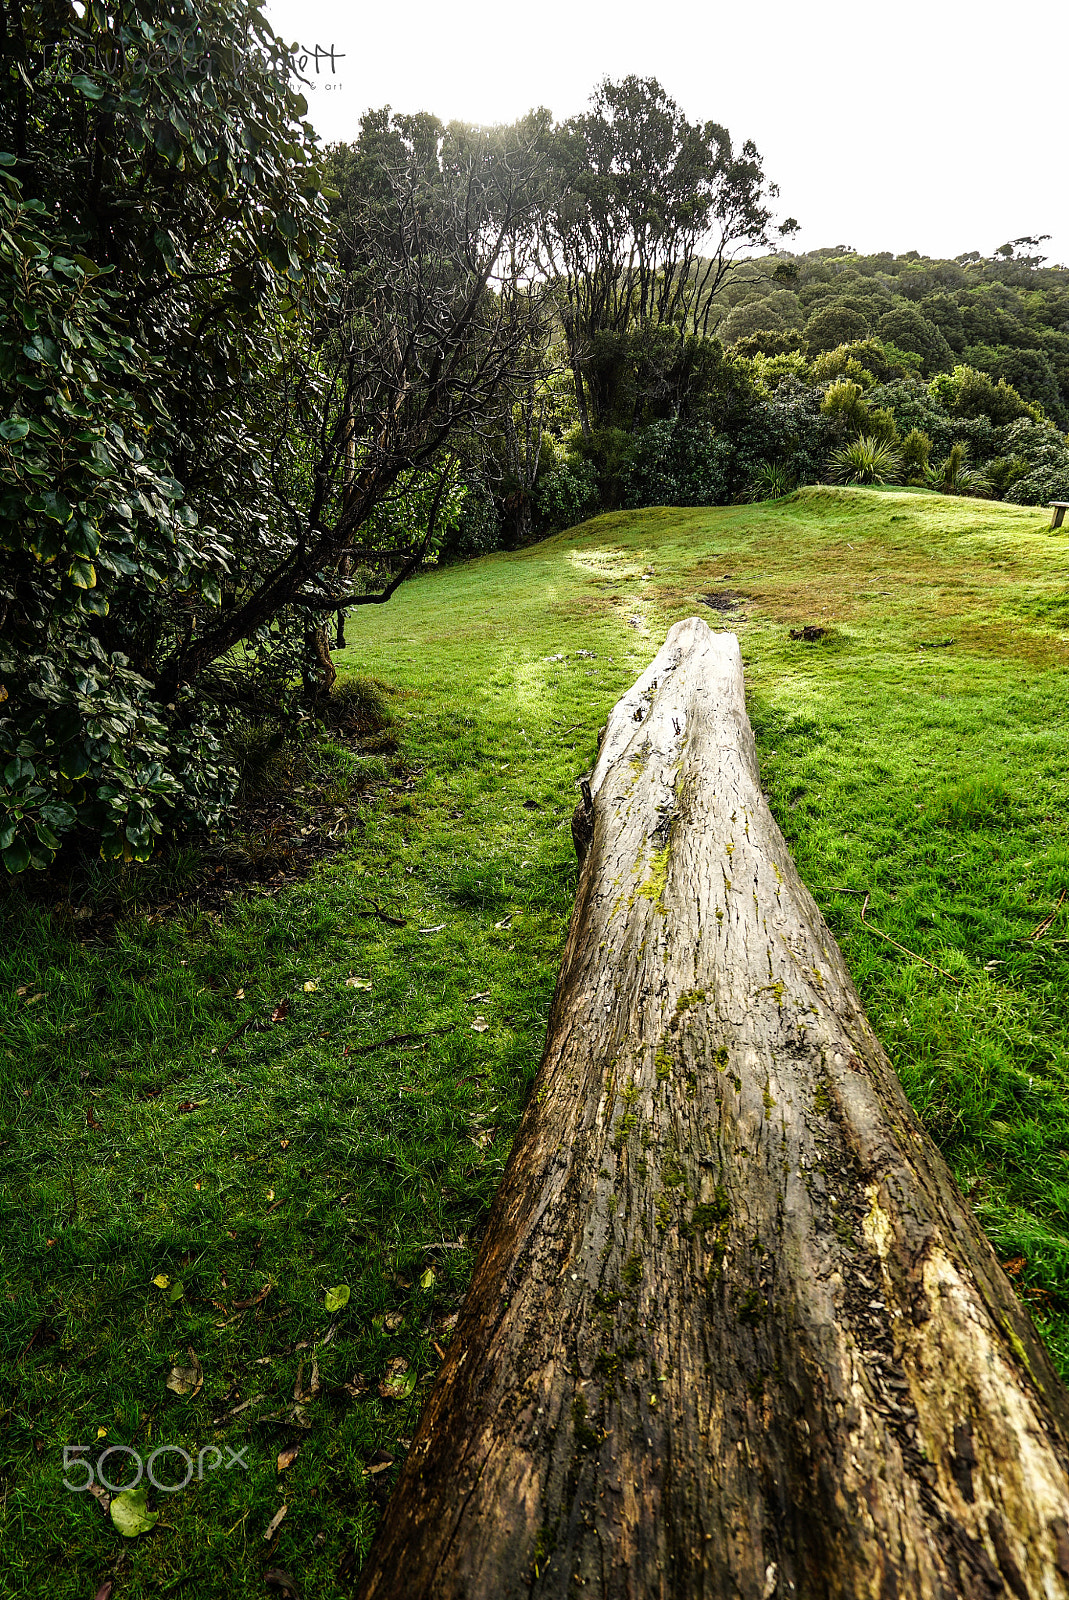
[358,616,1069,1599]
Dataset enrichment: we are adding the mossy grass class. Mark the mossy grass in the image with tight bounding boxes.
[3,486,1069,1595]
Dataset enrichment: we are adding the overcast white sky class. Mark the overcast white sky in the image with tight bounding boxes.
[264,0,1068,268]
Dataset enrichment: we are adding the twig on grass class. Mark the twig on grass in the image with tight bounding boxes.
[860,892,959,983]
[347,1025,457,1057]
[357,899,407,928]
[1029,889,1067,942]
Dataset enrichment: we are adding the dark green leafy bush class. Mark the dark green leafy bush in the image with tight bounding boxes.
[535,460,600,529]
[998,420,1069,506]
[0,163,234,870]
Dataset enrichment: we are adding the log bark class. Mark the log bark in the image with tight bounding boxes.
[357,616,1069,1600]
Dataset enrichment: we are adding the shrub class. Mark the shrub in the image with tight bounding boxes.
[929,365,1033,427]
[748,462,796,500]
[820,379,870,431]
[809,339,904,386]
[867,377,996,464]
[0,162,235,871]
[868,408,900,446]
[880,341,925,375]
[929,442,990,497]
[900,428,933,479]
[829,435,902,486]
[447,474,502,557]
[732,331,808,360]
[986,454,1032,498]
[621,421,728,508]
[535,459,600,529]
[997,419,1069,506]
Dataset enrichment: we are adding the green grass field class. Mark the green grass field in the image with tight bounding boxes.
[3,485,1069,1598]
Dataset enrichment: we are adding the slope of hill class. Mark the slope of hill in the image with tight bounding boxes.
[3,487,1068,1596]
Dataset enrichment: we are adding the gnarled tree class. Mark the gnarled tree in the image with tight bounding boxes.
[357,617,1069,1600]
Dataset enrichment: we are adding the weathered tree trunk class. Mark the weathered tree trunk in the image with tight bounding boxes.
[357,617,1069,1600]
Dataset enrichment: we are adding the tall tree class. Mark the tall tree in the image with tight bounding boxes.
[540,77,796,433]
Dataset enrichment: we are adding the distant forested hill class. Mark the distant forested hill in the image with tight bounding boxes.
[710,243,1069,424]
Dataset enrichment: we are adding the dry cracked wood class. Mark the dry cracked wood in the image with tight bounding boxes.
[357,615,1069,1599]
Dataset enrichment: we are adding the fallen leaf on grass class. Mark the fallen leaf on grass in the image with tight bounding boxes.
[152,1274,171,1289]
[362,1449,396,1477]
[257,1404,312,1429]
[324,1284,350,1312]
[86,1108,102,1130]
[166,1348,203,1397]
[302,980,319,993]
[493,916,512,930]
[176,1099,206,1114]
[339,1372,368,1399]
[234,987,245,1000]
[263,1504,287,1542]
[344,976,372,989]
[94,1582,114,1600]
[276,1444,300,1473]
[270,999,290,1024]
[378,1357,416,1401]
[470,1017,489,1034]
[372,1309,404,1332]
[468,991,490,1002]
[264,1571,300,1600]
[88,1483,111,1513]
[470,1127,496,1148]
[110,1484,158,1537]
[419,1267,436,1290]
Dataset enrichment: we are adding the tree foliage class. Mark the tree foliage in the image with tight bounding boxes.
[0,0,326,871]
[539,76,796,432]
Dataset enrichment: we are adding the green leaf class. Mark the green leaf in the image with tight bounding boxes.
[68,558,96,589]
[2,838,31,874]
[419,1267,436,1290]
[0,419,29,442]
[110,1485,158,1537]
[324,1284,350,1312]
[22,335,59,366]
[71,73,105,102]
[167,1280,185,1304]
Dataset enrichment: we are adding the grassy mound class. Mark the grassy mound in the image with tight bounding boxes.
[3,487,1069,1597]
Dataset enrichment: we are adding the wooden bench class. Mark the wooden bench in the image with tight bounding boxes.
[1050,500,1069,529]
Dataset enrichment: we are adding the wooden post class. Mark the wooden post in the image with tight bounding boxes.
[356,617,1069,1600]
[1049,502,1069,531]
